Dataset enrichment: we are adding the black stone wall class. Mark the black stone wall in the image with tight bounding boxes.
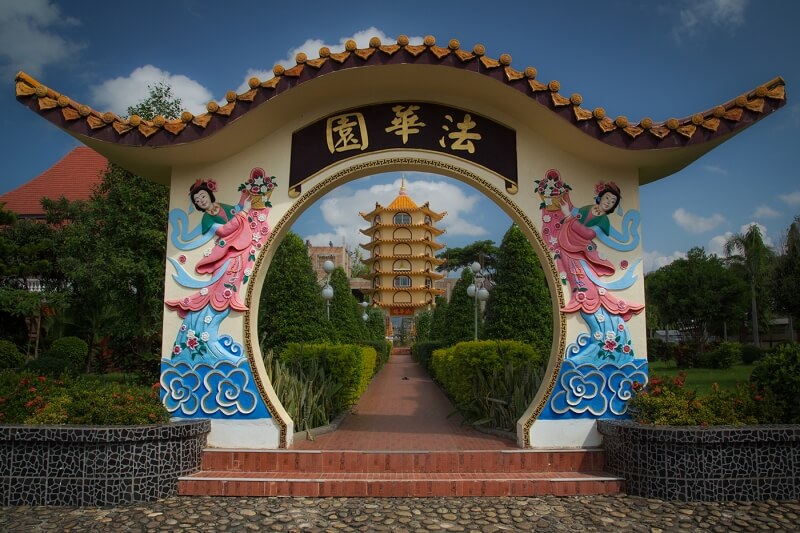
[598,420,800,501]
[0,420,209,506]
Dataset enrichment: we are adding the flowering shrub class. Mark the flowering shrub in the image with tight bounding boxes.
[0,370,169,425]
[628,372,781,426]
[750,343,800,424]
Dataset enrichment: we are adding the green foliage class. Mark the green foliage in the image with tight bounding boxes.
[772,217,800,324]
[412,340,448,371]
[443,268,480,345]
[695,341,741,369]
[724,224,774,346]
[359,340,392,373]
[259,233,332,352]
[126,81,183,120]
[628,372,780,426]
[42,336,88,375]
[0,340,25,369]
[645,247,748,346]
[741,343,766,364]
[264,350,342,433]
[363,308,385,342]
[459,358,543,431]
[435,240,497,272]
[280,343,376,413]
[750,343,800,423]
[429,296,449,341]
[328,267,364,343]
[415,309,433,343]
[431,340,544,407]
[0,371,169,425]
[24,356,70,377]
[484,224,552,355]
[646,338,673,362]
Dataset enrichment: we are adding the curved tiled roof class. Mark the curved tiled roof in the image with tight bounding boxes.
[0,146,108,218]
[361,238,445,250]
[360,203,447,221]
[360,223,445,236]
[14,34,786,152]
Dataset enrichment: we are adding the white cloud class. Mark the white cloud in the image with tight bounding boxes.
[708,221,773,257]
[0,0,84,77]
[89,65,214,117]
[779,191,800,206]
[235,28,424,93]
[673,0,748,41]
[751,205,781,219]
[701,164,728,175]
[643,250,686,272]
[672,208,726,233]
[302,174,487,251]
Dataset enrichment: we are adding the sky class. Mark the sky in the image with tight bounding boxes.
[1,0,798,272]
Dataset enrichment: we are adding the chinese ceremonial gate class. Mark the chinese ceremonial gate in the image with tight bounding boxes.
[15,35,785,449]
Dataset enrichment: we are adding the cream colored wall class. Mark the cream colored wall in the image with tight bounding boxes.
[162,71,647,449]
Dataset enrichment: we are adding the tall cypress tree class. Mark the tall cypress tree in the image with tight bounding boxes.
[444,267,480,345]
[484,223,552,356]
[328,266,363,343]
[429,296,449,342]
[258,232,332,352]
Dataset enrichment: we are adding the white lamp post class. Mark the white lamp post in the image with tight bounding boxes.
[321,260,334,320]
[467,261,490,341]
[361,300,369,321]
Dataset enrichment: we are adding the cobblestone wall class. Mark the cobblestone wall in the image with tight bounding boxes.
[0,420,209,506]
[598,420,800,501]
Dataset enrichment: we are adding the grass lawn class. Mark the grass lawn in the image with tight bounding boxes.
[648,361,755,394]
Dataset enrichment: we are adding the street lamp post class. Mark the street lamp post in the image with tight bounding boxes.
[321,260,334,320]
[466,261,490,341]
[361,300,369,322]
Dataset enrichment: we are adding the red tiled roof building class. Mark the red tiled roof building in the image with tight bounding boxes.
[1,147,108,219]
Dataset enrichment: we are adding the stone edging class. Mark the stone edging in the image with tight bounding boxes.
[598,420,800,501]
[1,419,210,506]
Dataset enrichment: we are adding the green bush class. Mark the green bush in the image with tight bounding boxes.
[281,343,376,413]
[671,342,696,368]
[42,336,88,375]
[696,341,741,369]
[24,356,70,377]
[741,344,766,364]
[359,340,391,374]
[750,343,800,423]
[412,340,448,371]
[0,370,169,425]
[646,338,673,362]
[0,339,25,369]
[431,340,544,408]
[629,372,782,426]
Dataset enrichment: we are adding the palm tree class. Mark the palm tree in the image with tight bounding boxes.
[724,224,772,347]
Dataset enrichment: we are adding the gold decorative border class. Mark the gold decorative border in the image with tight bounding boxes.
[244,156,566,449]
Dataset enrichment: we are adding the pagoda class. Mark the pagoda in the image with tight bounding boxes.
[359,179,447,334]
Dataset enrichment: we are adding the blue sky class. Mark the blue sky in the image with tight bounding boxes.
[1,0,798,271]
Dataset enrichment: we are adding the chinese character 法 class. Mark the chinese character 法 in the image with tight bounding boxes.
[439,113,481,154]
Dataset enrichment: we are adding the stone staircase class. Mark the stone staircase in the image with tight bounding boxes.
[178,448,622,497]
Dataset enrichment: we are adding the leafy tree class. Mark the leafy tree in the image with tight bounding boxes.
[484,224,552,356]
[646,247,748,349]
[773,216,800,340]
[328,266,364,343]
[348,247,370,278]
[436,240,498,272]
[724,224,774,346]
[429,295,449,342]
[415,309,433,343]
[364,307,385,341]
[259,232,332,352]
[443,267,480,345]
[126,81,183,121]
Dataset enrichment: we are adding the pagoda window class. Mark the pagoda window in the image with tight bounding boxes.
[425,261,432,272]
[372,262,380,272]
[373,245,380,255]
[425,277,433,288]
[372,278,380,288]
[424,215,432,225]
[374,215,381,224]
[424,231,432,241]
[393,259,412,271]
[393,243,412,256]
[374,231,381,240]
[394,275,412,288]
[393,212,412,225]
[425,292,433,303]
[393,291,412,303]
[393,227,412,240]
[425,245,433,257]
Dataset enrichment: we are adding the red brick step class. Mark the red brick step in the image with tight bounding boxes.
[178,449,623,497]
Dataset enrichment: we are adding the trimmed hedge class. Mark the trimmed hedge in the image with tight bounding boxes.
[359,340,392,374]
[412,340,448,371]
[0,340,25,370]
[431,340,545,407]
[281,343,377,412]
